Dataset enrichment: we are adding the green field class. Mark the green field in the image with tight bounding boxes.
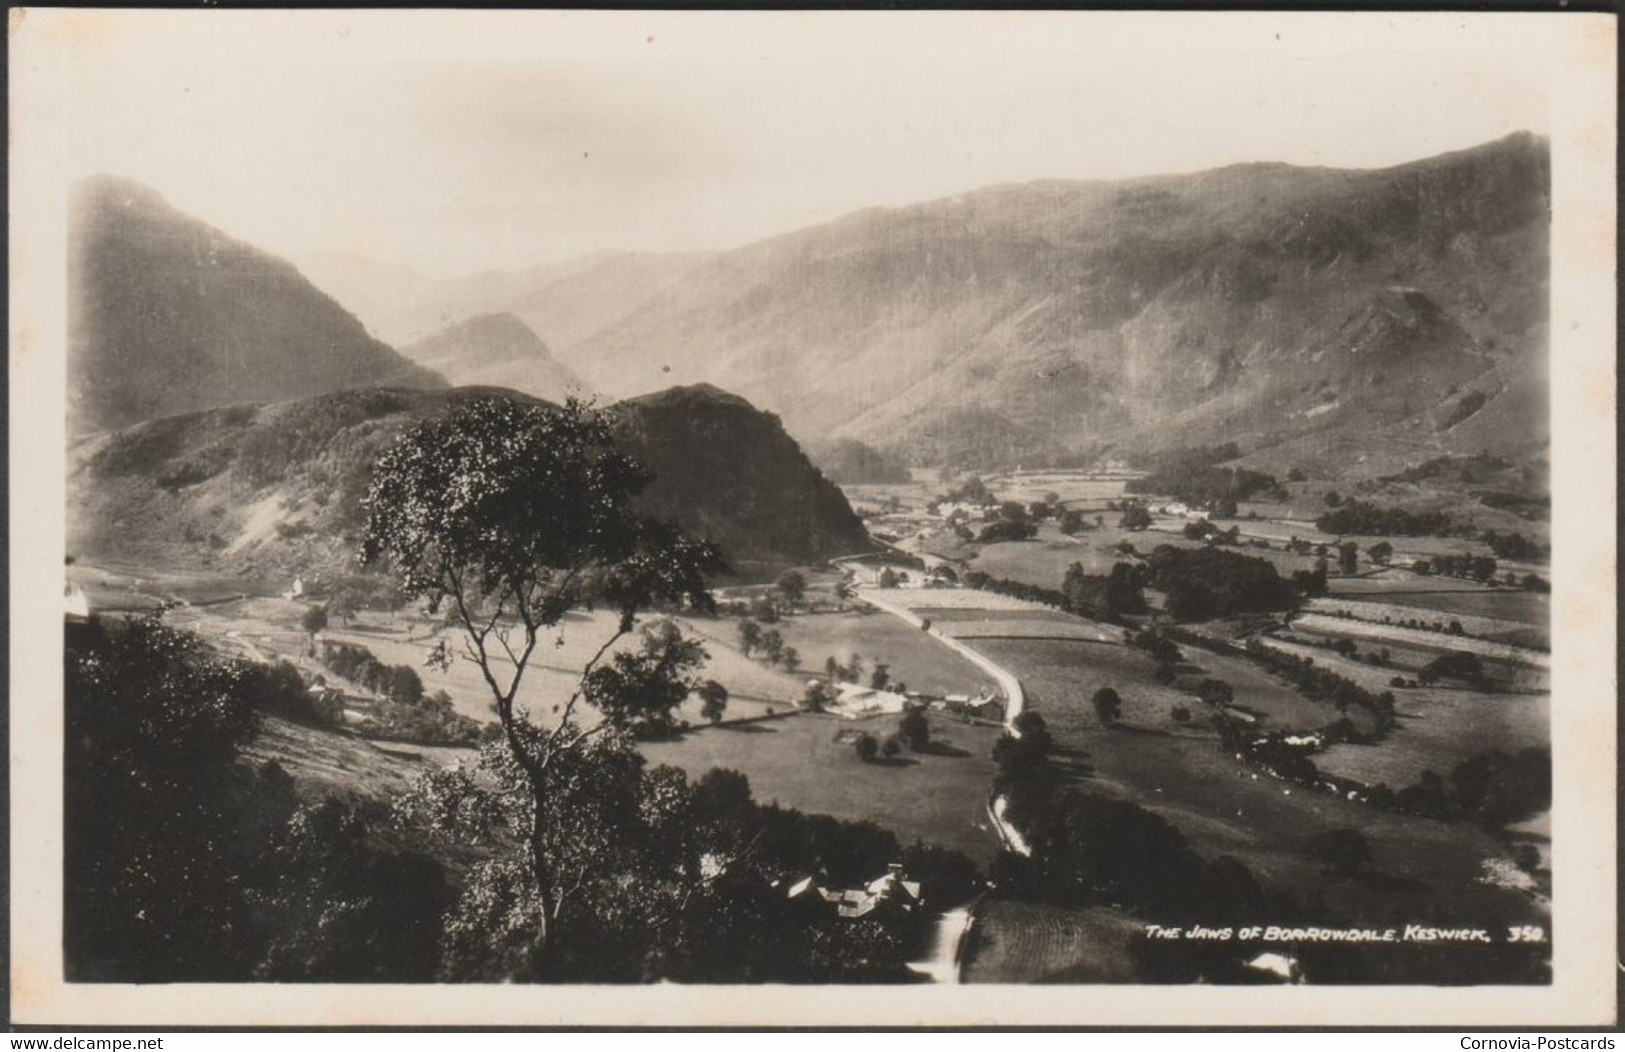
[640,711,1006,864]
[696,608,999,699]
[1171,643,1369,735]
[1315,688,1549,789]
[174,599,805,727]
[972,637,1546,939]
[1339,589,1549,632]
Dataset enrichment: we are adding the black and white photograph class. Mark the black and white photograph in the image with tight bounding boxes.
[8,8,1616,1028]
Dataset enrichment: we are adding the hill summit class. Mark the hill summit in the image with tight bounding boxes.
[69,176,445,434]
[400,313,593,404]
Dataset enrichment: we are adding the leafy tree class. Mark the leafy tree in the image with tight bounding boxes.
[1419,650,1486,688]
[1092,687,1123,726]
[775,571,807,609]
[898,708,930,750]
[1119,502,1153,531]
[65,616,263,980]
[387,664,425,705]
[360,396,721,959]
[737,617,762,656]
[697,679,729,724]
[881,736,902,759]
[301,604,329,640]
[587,619,713,740]
[1195,679,1234,707]
[802,679,833,712]
[1324,490,1343,508]
[779,646,800,672]
[749,596,780,623]
[1337,542,1359,576]
[869,663,892,691]
[759,628,785,666]
[1367,541,1394,565]
[877,567,900,589]
[854,733,880,762]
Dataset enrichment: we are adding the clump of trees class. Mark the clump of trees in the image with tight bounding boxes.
[1144,545,1299,620]
[1125,444,1283,506]
[1118,501,1154,531]
[1418,650,1487,689]
[1364,747,1550,828]
[322,641,425,705]
[1315,499,1462,538]
[65,616,451,982]
[1417,553,1502,584]
[1061,562,1148,622]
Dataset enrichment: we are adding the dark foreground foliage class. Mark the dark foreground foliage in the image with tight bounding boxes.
[65,615,976,984]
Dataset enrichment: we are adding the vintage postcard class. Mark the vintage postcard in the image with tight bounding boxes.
[8,8,1617,1027]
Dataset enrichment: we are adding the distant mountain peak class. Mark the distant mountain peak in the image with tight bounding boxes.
[400,311,592,404]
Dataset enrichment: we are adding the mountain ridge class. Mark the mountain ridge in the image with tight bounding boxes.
[69,176,447,435]
[399,313,593,404]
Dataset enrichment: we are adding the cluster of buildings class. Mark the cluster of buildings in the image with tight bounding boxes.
[779,863,924,919]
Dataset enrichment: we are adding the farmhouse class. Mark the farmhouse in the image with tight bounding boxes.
[784,863,923,918]
[935,501,989,522]
[848,562,916,587]
[830,682,910,719]
[944,691,1004,721]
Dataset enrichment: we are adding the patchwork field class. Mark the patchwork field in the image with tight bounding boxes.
[1170,643,1369,735]
[173,597,806,727]
[1308,595,1544,637]
[689,608,1000,700]
[938,619,1121,643]
[1332,589,1551,634]
[1291,613,1548,669]
[876,587,1063,614]
[640,711,1007,865]
[972,636,1545,941]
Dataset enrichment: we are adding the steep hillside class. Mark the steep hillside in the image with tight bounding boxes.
[67,385,871,583]
[613,385,871,570]
[400,314,593,403]
[565,133,1548,476]
[69,178,445,434]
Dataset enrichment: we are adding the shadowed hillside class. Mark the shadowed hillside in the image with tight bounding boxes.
[67,385,872,582]
[69,177,445,434]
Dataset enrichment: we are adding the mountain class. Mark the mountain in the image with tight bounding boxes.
[69,177,446,434]
[400,314,593,403]
[67,384,871,582]
[292,248,710,349]
[559,133,1549,477]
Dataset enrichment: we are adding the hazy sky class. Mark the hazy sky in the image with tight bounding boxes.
[51,10,1563,277]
